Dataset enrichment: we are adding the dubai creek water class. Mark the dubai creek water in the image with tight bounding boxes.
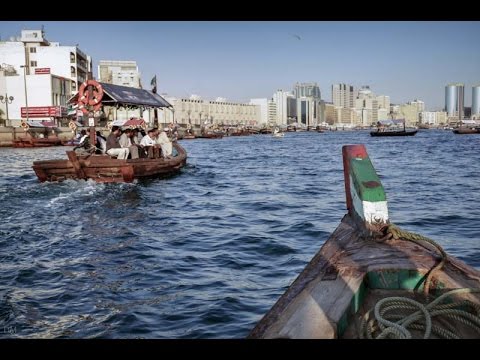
[0,130,479,338]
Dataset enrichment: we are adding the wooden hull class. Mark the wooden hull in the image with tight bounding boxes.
[370,130,418,137]
[13,137,63,148]
[32,142,187,183]
[453,128,480,134]
[249,215,480,339]
[198,133,223,139]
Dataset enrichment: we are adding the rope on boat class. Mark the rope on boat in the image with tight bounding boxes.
[359,224,480,339]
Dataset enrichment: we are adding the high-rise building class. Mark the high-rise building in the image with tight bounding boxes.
[293,82,321,127]
[332,83,354,108]
[472,85,480,117]
[272,90,294,125]
[98,60,141,88]
[445,83,464,118]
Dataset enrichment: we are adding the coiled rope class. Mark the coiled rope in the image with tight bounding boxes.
[359,224,480,339]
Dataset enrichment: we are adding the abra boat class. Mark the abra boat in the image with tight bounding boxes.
[371,119,417,137]
[33,142,186,183]
[32,80,187,183]
[249,144,480,339]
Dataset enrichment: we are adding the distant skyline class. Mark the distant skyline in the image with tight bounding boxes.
[1,21,479,110]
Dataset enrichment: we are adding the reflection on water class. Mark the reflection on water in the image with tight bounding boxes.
[0,130,479,338]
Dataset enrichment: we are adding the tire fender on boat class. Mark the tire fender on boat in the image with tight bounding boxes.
[21,121,29,131]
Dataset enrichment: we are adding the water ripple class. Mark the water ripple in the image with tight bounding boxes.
[0,130,479,338]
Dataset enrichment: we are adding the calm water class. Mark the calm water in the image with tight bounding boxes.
[0,130,479,338]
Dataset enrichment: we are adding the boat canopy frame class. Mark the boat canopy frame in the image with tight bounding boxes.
[68,82,173,112]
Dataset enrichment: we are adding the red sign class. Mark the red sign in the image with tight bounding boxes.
[35,68,50,74]
[21,106,65,118]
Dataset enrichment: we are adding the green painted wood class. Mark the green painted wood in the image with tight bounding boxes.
[350,157,386,202]
[399,270,425,291]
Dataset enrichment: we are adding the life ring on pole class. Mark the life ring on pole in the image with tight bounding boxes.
[78,80,104,106]
[21,121,30,131]
[69,121,77,132]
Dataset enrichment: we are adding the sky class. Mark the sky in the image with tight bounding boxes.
[1,21,479,111]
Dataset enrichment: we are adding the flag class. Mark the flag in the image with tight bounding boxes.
[150,75,157,94]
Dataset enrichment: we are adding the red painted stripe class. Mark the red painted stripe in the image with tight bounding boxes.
[342,144,368,214]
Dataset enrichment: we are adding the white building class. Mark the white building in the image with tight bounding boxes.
[98,60,141,88]
[166,97,260,127]
[249,98,269,125]
[272,90,294,125]
[0,29,92,95]
[332,83,355,109]
[0,67,71,125]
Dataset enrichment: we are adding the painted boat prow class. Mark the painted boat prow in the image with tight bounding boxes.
[249,144,480,339]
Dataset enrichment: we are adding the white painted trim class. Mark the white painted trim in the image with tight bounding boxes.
[350,175,389,224]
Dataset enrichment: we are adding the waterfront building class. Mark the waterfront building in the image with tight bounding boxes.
[98,60,141,88]
[293,82,322,127]
[472,85,480,118]
[445,83,464,119]
[272,90,294,125]
[166,97,261,128]
[332,83,354,109]
[249,98,269,125]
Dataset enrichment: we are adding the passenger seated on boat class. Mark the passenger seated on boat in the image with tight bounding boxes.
[74,129,96,156]
[154,127,173,158]
[140,129,159,158]
[119,128,139,159]
[106,126,129,160]
[96,131,107,154]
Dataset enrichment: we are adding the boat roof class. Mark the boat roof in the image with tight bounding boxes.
[377,119,405,126]
[68,82,172,109]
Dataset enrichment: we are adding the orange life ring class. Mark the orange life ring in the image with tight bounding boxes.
[78,80,104,106]
[21,121,29,131]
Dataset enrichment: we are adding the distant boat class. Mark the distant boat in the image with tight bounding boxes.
[249,144,480,339]
[452,127,480,135]
[272,127,284,138]
[371,119,417,137]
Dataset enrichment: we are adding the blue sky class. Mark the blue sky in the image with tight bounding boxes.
[1,21,479,110]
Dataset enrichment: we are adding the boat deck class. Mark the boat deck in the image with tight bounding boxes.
[340,289,480,339]
[249,215,480,339]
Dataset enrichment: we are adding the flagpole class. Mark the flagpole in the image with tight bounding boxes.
[151,75,158,128]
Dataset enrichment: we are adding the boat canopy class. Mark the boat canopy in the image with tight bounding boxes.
[377,119,405,126]
[68,82,172,109]
[111,118,147,128]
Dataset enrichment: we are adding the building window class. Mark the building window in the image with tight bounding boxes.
[72,82,77,91]
[71,66,76,76]
[70,52,75,63]
[30,61,37,67]
[29,47,36,53]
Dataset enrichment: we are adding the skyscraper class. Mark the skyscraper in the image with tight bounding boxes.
[445,83,464,118]
[472,85,480,117]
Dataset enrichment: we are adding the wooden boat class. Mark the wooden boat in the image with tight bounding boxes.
[13,136,63,147]
[371,119,417,137]
[453,127,480,134]
[249,144,480,339]
[370,129,418,137]
[181,134,196,140]
[32,142,187,183]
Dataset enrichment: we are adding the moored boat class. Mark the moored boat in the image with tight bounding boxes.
[249,144,480,339]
